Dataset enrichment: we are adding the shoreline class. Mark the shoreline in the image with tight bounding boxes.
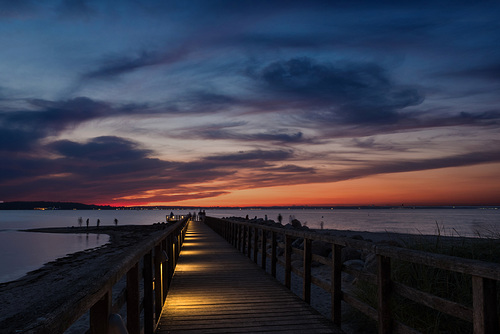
[0,224,170,332]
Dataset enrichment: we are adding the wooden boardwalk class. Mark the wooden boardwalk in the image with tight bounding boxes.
[156,220,343,334]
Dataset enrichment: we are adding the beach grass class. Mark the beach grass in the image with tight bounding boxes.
[349,223,500,333]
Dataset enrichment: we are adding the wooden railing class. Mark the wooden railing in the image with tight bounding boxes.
[204,216,500,334]
[32,218,189,334]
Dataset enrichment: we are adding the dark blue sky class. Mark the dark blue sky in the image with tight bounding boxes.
[1,1,499,205]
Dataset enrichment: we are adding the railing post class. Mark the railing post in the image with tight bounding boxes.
[247,226,252,258]
[261,230,267,270]
[154,244,163,323]
[271,231,277,278]
[472,276,499,334]
[177,233,181,260]
[90,290,111,334]
[229,222,233,245]
[377,255,392,334]
[127,263,140,334]
[162,238,169,300]
[303,238,312,303]
[236,224,241,250]
[241,225,246,253]
[168,235,175,276]
[285,235,292,289]
[253,227,259,263]
[331,244,343,326]
[232,222,236,246]
[144,250,154,334]
[234,223,238,247]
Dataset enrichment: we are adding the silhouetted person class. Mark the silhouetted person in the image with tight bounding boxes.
[86,218,89,229]
[97,219,100,228]
[245,214,249,220]
[114,218,118,226]
[278,214,283,224]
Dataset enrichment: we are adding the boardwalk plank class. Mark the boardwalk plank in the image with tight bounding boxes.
[156,221,343,334]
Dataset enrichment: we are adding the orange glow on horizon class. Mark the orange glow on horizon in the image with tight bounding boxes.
[100,163,500,207]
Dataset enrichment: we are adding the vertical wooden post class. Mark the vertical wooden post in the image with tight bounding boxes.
[168,235,175,276]
[285,235,292,289]
[247,226,252,258]
[472,276,499,334]
[233,223,237,248]
[144,250,154,334]
[253,227,259,263]
[331,244,343,326]
[154,244,163,323]
[162,238,169,300]
[271,231,277,278]
[241,225,246,253]
[236,224,240,250]
[230,222,234,245]
[90,290,111,334]
[377,255,392,334]
[233,223,237,246]
[127,263,140,334]
[177,234,181,260]
[303,238,312,303]
[261,230,267,270]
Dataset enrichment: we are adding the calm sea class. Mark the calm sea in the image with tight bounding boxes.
[0,208,499,283]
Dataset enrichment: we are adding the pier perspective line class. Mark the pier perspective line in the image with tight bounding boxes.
[156,218,341,333]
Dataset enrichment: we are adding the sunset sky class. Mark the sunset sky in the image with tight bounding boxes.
[1,1,500,206]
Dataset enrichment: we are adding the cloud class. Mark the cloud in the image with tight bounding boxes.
[0,135,298,203]
[2,128,500,205]
[0,96,152,153]
[0,136,176,202]
[49,136,154,162]
[0,127,45,151]
[206,149,292,162]
[162,91,239,115]
[187,126,307,144]
[253,57,424,124]
[331,149,500,183]
[56,0,96,20]
[180,149,294,173]
[445,63,500,82]
[83,51,164,80]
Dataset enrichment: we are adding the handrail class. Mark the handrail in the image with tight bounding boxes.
[27,218,190,334]
[204,216,500,334]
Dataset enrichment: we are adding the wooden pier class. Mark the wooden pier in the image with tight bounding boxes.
[15,216,500,333]
[156,220,342,333]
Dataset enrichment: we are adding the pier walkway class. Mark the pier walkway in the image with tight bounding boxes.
[156,220,342,333]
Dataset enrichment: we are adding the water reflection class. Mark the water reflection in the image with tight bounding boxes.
[0,231,109,283]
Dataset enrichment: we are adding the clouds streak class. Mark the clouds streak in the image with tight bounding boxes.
[1,1,500,204]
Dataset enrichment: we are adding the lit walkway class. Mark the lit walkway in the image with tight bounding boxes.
[156,220,343,333]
